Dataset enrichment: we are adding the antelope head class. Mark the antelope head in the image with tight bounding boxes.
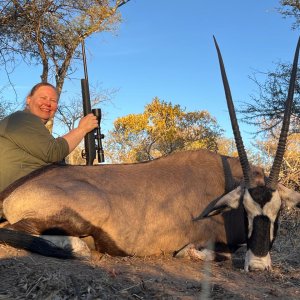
[197,36,300,271]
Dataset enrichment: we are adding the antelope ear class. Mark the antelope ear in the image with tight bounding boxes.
[193,186,243,221]
[278,183,300,209]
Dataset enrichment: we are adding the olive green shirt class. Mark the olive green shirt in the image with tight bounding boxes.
[0,110,69,192]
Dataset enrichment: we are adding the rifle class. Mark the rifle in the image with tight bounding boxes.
[81,40,105,165]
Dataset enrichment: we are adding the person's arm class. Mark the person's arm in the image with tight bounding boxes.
[5,111,98,163]
[6,111,69,162]
[62,113,98,153]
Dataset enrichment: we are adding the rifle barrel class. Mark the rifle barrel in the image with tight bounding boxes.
[81,40,89,82]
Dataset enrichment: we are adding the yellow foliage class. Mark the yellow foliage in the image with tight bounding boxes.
[66,144,86,165]
[255,133,300,190]
[217,137,238,157]
[106,97,223,163]
[114,113,148,134]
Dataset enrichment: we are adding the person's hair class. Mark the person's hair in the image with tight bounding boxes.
[27,82,57,97]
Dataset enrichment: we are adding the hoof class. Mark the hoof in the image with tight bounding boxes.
[174,244,215,261]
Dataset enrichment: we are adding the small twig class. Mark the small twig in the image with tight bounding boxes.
[118,279,153,293]
[26,275,43,297]
[26,255,37,264]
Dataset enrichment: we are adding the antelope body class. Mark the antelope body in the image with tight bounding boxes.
[0,37,300,271]
[0,151,250,256]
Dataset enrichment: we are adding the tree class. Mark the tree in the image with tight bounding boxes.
[216,137,237,157]
[240,63,300,136]
[0,101,8,120]
[0,0,130,91]
[237,1,300,193]
[65,145,86,165]
[254,130,300,191]
[0,0,130,130]
[54,84,118,165]
[105,97,224,163]
[240,2,300,136]
[278,0,300,30]
[55,84,118,132]
[0,85,16,121]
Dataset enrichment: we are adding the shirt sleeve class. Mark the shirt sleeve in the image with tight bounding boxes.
[5,111,69,163]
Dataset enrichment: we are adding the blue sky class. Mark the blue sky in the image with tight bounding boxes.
[1,0,299,144]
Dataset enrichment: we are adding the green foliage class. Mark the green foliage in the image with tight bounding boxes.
[105,97,224,163]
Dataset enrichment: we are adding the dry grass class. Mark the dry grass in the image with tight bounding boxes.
[0,208,299,299]
[272,208,300,270]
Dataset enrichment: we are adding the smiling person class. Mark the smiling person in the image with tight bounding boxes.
[0,82,98,193]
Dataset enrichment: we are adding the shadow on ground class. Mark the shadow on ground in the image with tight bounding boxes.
[0,209,299,299]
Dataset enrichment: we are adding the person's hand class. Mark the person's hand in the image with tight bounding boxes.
[78,113,98,134]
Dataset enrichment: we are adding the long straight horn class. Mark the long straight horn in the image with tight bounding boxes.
[267,37,300,190]
[213,36,251,187]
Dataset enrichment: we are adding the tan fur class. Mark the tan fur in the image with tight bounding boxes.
[1,149,246,256]
[278,184,300,209]
[2,149,299,257]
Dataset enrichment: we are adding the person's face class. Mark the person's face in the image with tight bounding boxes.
[26,86,58,124]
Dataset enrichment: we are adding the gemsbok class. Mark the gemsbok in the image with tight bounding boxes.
[0,37,299,271]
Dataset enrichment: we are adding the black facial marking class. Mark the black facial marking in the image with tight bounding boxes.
[248,186,274,208]
[270,213,280,249]
[244,208,249,239]
[248,215,271,257]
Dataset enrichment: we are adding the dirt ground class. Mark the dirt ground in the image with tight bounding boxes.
[0,209,299,300]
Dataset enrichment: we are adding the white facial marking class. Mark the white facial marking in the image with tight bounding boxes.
[243,188,282,271]
[263,190,281,222]
[243,189,262,238]
[263,190,281,241]
[216,186,243,210]
[244,249,272,272]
